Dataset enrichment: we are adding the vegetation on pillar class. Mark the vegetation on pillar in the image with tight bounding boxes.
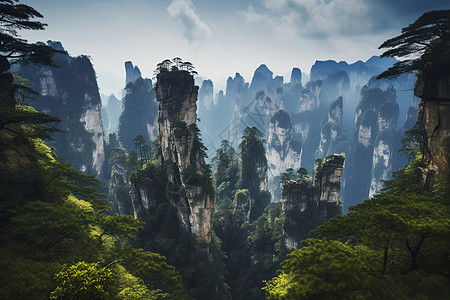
[212,140,239,203]
[239,126,271,221]
[264,159,450,299]
[1,2,190,298]
[154,57,198,77]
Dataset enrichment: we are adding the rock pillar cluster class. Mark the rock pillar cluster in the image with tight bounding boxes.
[155,70,214,244]
[282,154,345,248]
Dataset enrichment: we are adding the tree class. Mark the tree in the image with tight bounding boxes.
[296,167,309,180]
[400,121,425,161]
[377,10,450,79]
[133,135,147,166]
[173,57,182,69]
[264,239,378,300]
[265,157,450,299]
[212,140,239,202]
[279,168,294,184]
[0,0,62,67]
[50,262,115,300]
[239,127,269,221]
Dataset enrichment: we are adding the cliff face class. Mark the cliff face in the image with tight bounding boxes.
[282,154,344,248]
[267,110,302,200]
[415,70,450,190]
[101,94,121,134]
[155,69,214,244]
[17,41,106,177]
[195,58,415,206]
[343,83,399,209]
[316,96,348,159]
[125,61,142,85]
[117,76,158,152]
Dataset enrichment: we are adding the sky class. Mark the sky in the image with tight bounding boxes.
[21,0,449,97]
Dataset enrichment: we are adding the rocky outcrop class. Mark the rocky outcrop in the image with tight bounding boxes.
[316,97,348,159]
[101,94,122,134]
[155,69,214,244]
[289,67,302,88]
[282,154,344,248]
[108,147,134,215]
[267,110,302,201]
[117,77,158,152]
[125,61,142,85]
[198,79,213,109]
[17,41,106,177]
[343,82,399,210]
[415,70,450,190]
[250,64,274,93]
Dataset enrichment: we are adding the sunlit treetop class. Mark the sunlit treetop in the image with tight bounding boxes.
[377,9,450,79]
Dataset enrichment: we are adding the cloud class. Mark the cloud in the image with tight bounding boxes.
[242,0,448,40]
[243,0,374,39]
[167,0,211,42]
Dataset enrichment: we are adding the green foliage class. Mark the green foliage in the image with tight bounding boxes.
[377,9,450,79]
[265,239,450,300]
[265,159,450,299]
[13,75,38,105]
[50,262,115,300]
[1,5,191,299]
[279,168,295,183]
[213,196,288,300]
[0,104,60,139]
[134,202,228,300]
[212,140,239,205]
[400,121,425,161]
[296,167,309,179]
[154,58,197,77]
[0,0,63,67]
[239,127,270,221]
[264,239,379,299]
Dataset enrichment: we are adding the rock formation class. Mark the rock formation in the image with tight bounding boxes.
[17,41,106,177]
[267,110,302,201]
[155,69,214,244]
[117,77,158,152]
[415,70,450,190]
[282,154,345,248]
[108,146,134,215]
[316,96,348,159]
[343,82,399,210]
[198,79,213,109]
[101,94,121,134]
[125,61,142,85]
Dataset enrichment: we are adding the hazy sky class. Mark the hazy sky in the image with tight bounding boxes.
[21,0,449,96]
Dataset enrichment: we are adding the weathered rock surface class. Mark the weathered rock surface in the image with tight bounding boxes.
[17,41,106,177]
[415,70,450,190]
[155,69,214,244]
[267,110,302,200]
[282,154,344,248]
[316,96,348,159]
[343,82,399,210]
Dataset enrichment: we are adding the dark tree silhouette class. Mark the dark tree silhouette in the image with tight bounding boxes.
[154,58,198,76]
[377,9,450,79]
[0,0,63,67]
